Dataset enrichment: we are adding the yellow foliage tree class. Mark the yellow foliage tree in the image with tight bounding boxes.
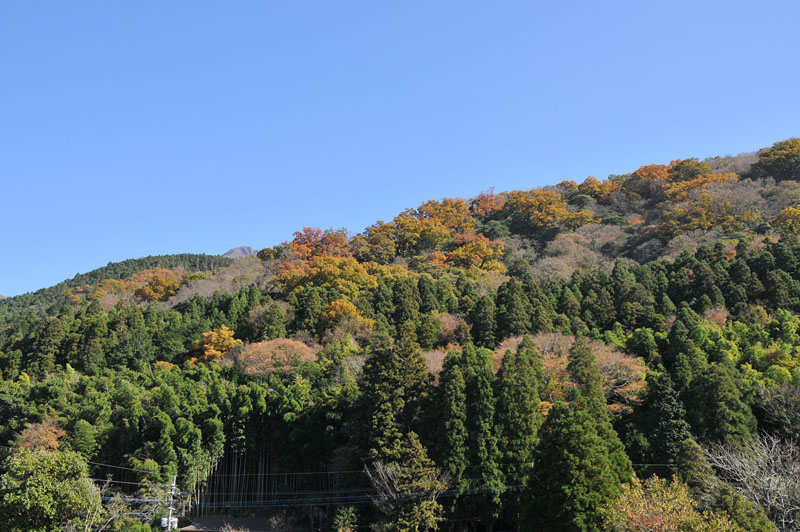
[192,324,242,365]
[276,256,381,299]
[603,475,743,532]
[393,212,452,255]
[662,172,738,201]
[321,299,374,332]
[445,234,505,272]
[773,204,800,237]
[504,189,594,233]
[416,198,474,233]
[579,176,620,199]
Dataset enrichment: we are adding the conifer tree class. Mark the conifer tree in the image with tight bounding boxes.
[470,294,497,348]
[368,432,446,532]
[393,278,420,325]
[417,274,440,314]
[494,336,542,526]
[525,398,621,532]
[642,371,691,465]
[261,302,286,340]
[686,364,757,443]
[566,337,633,487]
[435,352,468,511]
[373,277,395,318]
[456,273,478,316]
[461,344,504,523]
[496,279,532,339]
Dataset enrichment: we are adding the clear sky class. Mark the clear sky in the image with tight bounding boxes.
[2,1,799,296]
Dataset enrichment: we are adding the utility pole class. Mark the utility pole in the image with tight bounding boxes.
[166,475,177,532]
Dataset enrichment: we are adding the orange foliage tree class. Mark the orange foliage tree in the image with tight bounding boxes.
[17,418,66,451]
[192,324,242,364]
[469,189,503,216]
[291,227,351,260]
[237,338,317,375]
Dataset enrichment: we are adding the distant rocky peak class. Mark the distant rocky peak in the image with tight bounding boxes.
[222,246,257,259]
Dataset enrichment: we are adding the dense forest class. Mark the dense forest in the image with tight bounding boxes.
[2,138,800,531]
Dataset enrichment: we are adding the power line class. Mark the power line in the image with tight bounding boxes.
[203,462,534,478]
[90,478,172,488]
[193,484,523,509]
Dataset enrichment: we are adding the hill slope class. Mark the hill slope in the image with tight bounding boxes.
[0,138,798,531]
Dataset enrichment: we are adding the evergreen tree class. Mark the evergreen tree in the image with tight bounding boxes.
[524,399,621,532]
[461,344,504,523]
[494,336,542,526]
[456,273,478,316]
[566,337,633,487]
[417,274,440,314]
[261,302,286,340]
[435,352,468,512]
[641,371,691,465]
[393,278,420,325]
[496,279,532,339]
[373,277,395,318]
[470,294,497,348]
[686,364,757,443]
[369,432,446,532]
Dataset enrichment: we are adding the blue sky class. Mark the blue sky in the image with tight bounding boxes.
[1,1,799,296]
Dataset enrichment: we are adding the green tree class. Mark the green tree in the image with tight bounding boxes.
[496,279,532,339]
[435,352,468,484]
[261,302,287,340]
[686,364,756,443]
[641,372,692,466]
[462,344,504,524]
[470,294,497,348]
[417,274,440,314]
[525,399,622,532]
[368,432,446,532]
[393,278,421,326]
[0,448,97,532]
[494,336,543,526]
[566,337,633,487]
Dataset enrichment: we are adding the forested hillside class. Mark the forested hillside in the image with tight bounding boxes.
[2,138,800,531]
